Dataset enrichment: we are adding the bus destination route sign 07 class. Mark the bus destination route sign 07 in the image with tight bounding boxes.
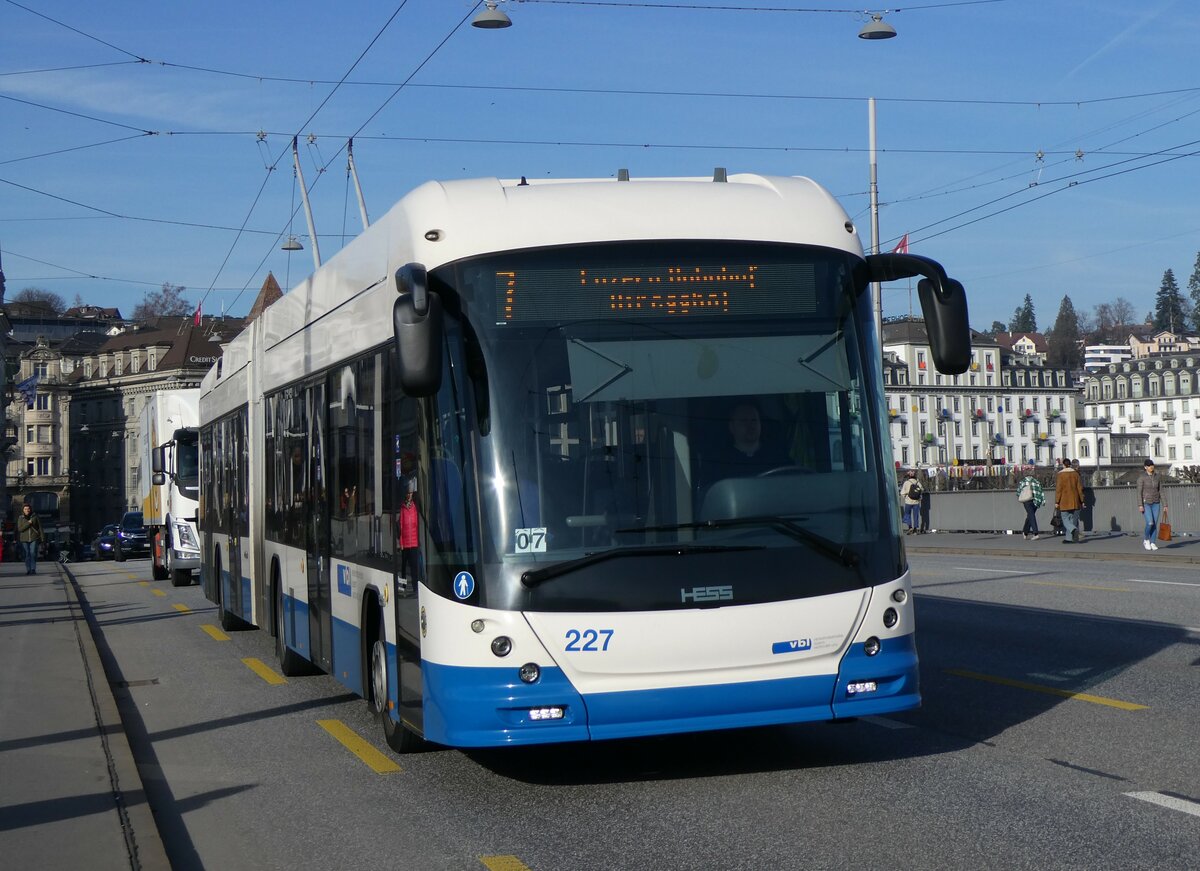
[495,262,817,324]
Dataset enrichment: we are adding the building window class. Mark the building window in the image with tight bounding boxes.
[1079,441,1090,458]
[34,362,49,378]
[35,393,50,410]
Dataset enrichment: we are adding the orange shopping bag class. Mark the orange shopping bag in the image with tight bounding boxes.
[1158,506,1172,542]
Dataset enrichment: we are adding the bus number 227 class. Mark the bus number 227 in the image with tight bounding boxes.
[564,628,614,652]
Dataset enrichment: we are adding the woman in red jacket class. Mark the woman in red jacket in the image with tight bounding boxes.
[398,480,422,583]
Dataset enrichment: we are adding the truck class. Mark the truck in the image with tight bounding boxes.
[139,390,201,586]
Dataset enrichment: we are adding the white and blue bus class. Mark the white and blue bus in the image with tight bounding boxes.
[198,171,969,752]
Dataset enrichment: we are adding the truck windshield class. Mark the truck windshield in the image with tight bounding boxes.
[177,438,199,484]
[436,240,899,612]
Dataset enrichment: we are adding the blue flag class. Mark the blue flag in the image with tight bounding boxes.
[16,374,39,408]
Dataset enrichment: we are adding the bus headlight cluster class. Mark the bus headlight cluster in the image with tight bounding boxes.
[846,681,878,695]
[883,607,899,628]
[519,662,540,683]
[528,706,564,721]
[491,636,512,657]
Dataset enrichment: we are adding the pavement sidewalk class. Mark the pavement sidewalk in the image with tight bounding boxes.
[904,527,1200,563]
[0,556,168,870]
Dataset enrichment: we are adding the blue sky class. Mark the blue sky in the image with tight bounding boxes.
[3,0,1199,332]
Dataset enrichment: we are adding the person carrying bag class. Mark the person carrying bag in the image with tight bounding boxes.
[1137,458,1164,551]
[1016,473,1044,540]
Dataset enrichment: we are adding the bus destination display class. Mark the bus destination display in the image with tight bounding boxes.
[496,263,816,324]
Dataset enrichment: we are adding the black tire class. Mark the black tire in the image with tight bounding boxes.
[215,551,241,632]
[369,610,422,753]
[274,570,310,677]
[114,542,126,563]
[167,546,191,587]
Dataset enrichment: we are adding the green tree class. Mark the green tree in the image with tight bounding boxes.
[1188,251,1200,331]
[1008,294,1037,333]
[1047,295,1081,368]
[989,319,1006,335]
[1153,269,1187,332]
[132,282,191,321]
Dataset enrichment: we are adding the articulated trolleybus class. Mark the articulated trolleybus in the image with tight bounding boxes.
[199,171,969,752]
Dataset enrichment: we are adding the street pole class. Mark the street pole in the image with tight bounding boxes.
[869,97,882,342]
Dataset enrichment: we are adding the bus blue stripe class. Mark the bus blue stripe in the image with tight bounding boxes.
[418,633,919,747]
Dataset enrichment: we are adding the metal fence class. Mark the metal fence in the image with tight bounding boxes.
[923,485,1200,535]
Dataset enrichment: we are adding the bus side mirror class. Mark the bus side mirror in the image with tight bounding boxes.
[393,263,444,396]
[864,252,971,375]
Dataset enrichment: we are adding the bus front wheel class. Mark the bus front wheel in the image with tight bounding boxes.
[369,612,422,754]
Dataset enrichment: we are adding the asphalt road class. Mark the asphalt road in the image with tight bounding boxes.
[65,552,1199,871]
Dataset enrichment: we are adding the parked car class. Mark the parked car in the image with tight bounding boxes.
[113,511,148,562]
[92,525,118,560]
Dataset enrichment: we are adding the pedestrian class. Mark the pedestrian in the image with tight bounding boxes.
[17,503,44,575]
[899,469,923,535]
[1137,458,1163,551]
[1054,457,1085,544]
[1016,472,1044,539]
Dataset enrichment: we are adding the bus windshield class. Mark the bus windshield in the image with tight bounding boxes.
[439,240,899,611]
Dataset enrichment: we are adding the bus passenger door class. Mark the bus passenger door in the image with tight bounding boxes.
[307,382,333,672]
[389,375,424,734]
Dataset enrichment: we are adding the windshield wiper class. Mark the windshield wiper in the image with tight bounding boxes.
[616,516,859,568]
[521,543,761,588]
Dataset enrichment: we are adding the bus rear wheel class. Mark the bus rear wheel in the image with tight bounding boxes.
[274,570,309,677]
[369,613,422,754]
[214,551,241,632]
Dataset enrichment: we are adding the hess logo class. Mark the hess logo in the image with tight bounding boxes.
[680,585,733,603]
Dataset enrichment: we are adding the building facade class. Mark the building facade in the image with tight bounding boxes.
[1079,352,1200,476]
[883,319,1077,474]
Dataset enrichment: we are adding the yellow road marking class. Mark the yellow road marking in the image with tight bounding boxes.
[152,589,166,597]
[173,603,190,613]
[946,669,1148,710]
[316,719,401,774]
[481,857,533,871]
[242,657,287,685]
[1024,580,1130,592]
[138,581,150,587]
[200,624,230,641]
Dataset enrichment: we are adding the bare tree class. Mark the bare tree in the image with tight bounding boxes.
[132,283,192,321]
[13,286,66,314]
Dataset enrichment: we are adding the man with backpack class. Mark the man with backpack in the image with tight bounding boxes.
[900,469,923,535]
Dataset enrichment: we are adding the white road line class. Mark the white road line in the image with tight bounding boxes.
[1124,578,1200,588]
[862,715,914,730]
[1125,791,1200,818]
[951,566,1040,575]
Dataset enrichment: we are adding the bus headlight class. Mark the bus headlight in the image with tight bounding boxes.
[891,589,908,604]
[864,636,881,656]
[519,662,540,683]
[883,607,899,628]
[491,636,512,657]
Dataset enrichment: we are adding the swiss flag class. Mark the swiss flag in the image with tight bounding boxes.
[193,303,202,326]
[892,234,909,254]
